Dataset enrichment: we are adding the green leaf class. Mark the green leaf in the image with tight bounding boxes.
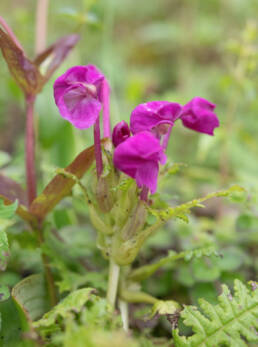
[192,257,221,282]
[0,175,37,226]
[0,199,18,219]
[33,288,95,328]
[128,245,217,282]
[0,200,18,271]
[148,185,244,224]
[0,151,11,167]
[0,230,9,272]
[12,274,50,323]
[150,300,180,319]
[173,280,258,347]
[0,284,10,302]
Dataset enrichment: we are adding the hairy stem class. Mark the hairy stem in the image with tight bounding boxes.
[94,116,103,178]
[35,0,49,54]
[107,258,120,308]
[25,95,37,205]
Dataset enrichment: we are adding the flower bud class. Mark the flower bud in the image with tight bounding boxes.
[112,121,130,147]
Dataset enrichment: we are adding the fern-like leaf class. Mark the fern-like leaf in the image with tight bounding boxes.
[148,185,244,224]
[173,279,258,347]
[128,245,218,282]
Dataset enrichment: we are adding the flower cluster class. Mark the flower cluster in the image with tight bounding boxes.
[113,98,219,196]
[54,65,219,197]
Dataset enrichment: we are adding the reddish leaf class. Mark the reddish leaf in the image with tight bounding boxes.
[0,173,27,206]
[29,143,96,222]
[34,34,80,83]
[0,28,43,95]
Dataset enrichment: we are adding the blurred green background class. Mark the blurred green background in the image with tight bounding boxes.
[0,0,258,337]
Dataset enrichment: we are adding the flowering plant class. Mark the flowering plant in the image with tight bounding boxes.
[0,14,252,346]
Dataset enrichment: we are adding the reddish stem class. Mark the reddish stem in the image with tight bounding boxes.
[101,79,111,138]
[25,95,37,205]
[140,186,149,202]
[94,116,103,178]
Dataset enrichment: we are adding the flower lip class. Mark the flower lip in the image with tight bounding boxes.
[113,131,166,193]
[180,97,219,135]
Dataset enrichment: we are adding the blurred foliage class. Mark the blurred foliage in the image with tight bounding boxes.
[0,0,258,346]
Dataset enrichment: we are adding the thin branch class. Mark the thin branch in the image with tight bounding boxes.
[35,0,49,55]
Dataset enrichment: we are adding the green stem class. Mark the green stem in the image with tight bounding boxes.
[119,289,158,304]
[119,299,129,332]
[37,228,57,307]
[107,258,120,308]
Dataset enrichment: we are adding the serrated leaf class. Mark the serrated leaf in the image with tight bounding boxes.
[128,245,217,282]
[148,185,244,224]
[33,288,95,328]
[173,279,258,347]
[12,274,50,323]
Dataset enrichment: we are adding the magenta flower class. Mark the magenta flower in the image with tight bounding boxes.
[53,65,105,129]
[112,121,131,147]
[130,101,182,136]
[113,131,166,194]
[180,97,219,135]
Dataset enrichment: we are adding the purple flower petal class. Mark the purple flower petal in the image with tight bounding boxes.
[180,97,219,135]
[130,101,182,135]
[112,121,131,147]
[113,131,166,193]
[53,65,105,129]
[135,161,159,194]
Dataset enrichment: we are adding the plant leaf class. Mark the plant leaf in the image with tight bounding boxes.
[173,280,258,347]
[0,284,10,302]
[29,143,96,222]
[0,173,27,206]
[33,288,95,328]
[0,199,18,271]
[12,274,50,324]
[0,176,38,226]
[147,185,245,225]
[34,34,80,83]
[0,28,43,95]
[150,300,180,319]
[128,245,217,282]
